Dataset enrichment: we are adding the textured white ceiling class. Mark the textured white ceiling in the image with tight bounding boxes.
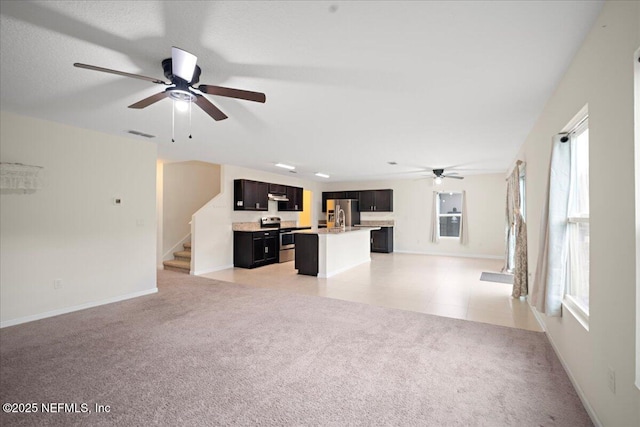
[0,1,603,182]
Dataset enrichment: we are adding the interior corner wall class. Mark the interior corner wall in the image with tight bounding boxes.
[520,2,640,425]
[0,111,157,326]
[161,160,221,260]
[321,174,506,258]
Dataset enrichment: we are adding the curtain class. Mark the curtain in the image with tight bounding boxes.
[430,191,440,243]
[503,165,519,272]
[459,190,468,245]
[531,135,571,316]
[511,163,528,297]
[504,162,528,298]
[512,212,528,297]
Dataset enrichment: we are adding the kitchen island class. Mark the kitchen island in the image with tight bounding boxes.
[294,227,380,277]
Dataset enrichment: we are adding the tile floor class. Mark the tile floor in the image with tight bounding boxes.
[201,252,543,332]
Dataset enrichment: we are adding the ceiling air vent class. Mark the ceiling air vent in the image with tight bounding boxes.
[127,130,156,139]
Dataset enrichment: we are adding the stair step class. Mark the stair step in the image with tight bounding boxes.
[163,259,190,273]
[183,242,191,251]
[173,251,192,261]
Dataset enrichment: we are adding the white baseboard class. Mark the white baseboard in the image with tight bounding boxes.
[193,264,234,276]
[1,287,158,328]
[529,301,547,332]
[530,305,602,427]
[394,250,502,260]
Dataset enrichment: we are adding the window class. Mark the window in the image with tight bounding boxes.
[438,192,462,238]
[566,119,590,317]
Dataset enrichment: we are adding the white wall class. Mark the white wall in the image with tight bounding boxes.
[323,174,506,258]
[0,112,157,326]
[191,165,322,275]
[161,160,221,261]
[518,2,640,425]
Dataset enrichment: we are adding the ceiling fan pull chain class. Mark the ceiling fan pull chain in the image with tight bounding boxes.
[171,100,175,142]
[189,101,192,139]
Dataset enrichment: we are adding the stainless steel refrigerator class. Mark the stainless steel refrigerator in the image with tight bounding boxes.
[326,199,360,228]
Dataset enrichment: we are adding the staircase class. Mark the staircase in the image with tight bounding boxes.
[163,242,191,274]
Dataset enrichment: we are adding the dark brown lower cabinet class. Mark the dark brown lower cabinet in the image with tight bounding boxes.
[295,233,319,276]
[234,230,279,268]
[371,227,394,253]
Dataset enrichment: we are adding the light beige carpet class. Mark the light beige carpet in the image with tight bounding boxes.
[0,270,592,426]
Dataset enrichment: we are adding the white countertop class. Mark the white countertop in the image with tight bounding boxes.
[295,226,380,235]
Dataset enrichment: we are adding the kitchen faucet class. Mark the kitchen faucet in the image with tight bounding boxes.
[336,206,346,230]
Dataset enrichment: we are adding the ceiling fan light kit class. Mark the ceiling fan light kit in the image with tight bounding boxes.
[74,46,266,141]
[430,168,465,184]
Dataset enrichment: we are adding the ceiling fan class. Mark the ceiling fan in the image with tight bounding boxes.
[432,168,464,180]
[74,47,266,122]
[418,168,465,184]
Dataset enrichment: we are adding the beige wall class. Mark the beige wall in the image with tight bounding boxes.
[517,2,640,425]
[323,174,506,258]
[0,112,158,326]
[161,160,221,261]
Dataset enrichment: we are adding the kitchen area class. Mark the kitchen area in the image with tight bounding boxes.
[231,179,395,278]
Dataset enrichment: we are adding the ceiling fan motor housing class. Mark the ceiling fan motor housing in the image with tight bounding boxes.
[433,169,445,177]
[162,58,201,85]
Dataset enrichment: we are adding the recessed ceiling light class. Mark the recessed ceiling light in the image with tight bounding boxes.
[275,163,295,170]
[387,161,397,165]
[315,173,330,178]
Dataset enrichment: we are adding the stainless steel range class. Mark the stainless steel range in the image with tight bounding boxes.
[260,217,296,263]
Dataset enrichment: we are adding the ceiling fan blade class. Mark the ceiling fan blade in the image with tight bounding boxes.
[444,175,465,180]
[128,91,170,109]
[195,95,228,121]
[74,63,167,85]
[197,85,266,103]
[172,47,197,82]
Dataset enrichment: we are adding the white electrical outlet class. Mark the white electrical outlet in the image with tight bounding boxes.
[53,279,63,290]
[607,366,616,394]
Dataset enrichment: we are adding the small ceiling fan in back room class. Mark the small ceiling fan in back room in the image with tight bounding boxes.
[74,47,266,140]
[431,169,464,184]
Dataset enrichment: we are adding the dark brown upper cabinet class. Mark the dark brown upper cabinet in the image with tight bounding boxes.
[278,186,303,211]
[234,179,269,211]
[268,183,287,195]
[321,191,361,212]
[359,189,393,212]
